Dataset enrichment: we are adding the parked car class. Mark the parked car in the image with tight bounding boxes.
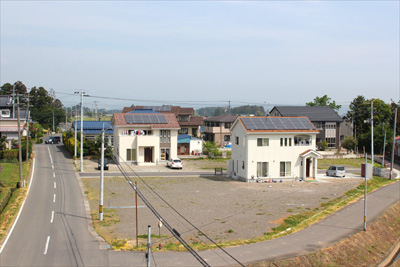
[98,158,109,170]
[45,136,60,144]
[167,158,183,169]
[326,166,345,177]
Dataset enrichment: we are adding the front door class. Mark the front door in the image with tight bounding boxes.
[306,158,311,177]
[144,147,152,163]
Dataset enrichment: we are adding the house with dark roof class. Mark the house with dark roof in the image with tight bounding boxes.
[72,121,113,146]
[229,116,321,182]
[269,106,343,148]
[203,115,237,147]
[112,111,180,165]
[0,95,28,140]
[122,105,203,137]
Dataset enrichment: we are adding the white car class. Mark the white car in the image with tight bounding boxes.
[167,158,183,169]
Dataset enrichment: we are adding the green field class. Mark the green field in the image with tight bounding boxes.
[318,158,382,169]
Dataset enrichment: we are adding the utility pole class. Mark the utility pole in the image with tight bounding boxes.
[228,100,231,114]
[371,100,374,166]
[382,128,386,167]
[94,101,98,121]
[364,152,367,232]
[17,95,23,187]
[26,92,30,162]
[99,124,105,221]
[52,110,55,133]
[147,225,151,267]
[75,90,86,172]
[136,181,139,248]
[74,107,77,165]
[390,108,397,180]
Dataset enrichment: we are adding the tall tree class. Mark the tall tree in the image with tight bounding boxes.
[306,95,342,112]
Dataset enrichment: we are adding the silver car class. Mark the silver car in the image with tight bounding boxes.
[326,166,346,177]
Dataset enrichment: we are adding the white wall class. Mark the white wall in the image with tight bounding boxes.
[231,123,317,181]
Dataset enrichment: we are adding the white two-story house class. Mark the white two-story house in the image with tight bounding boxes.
[229,116,321,182]
[112,111,180,165]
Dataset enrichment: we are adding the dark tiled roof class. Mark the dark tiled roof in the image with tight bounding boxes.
[0,96,12,107]
[204,115,237,123]
[271,106,342,122]
[179,116,203,126]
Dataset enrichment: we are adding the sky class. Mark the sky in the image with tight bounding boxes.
[1,1,399,114]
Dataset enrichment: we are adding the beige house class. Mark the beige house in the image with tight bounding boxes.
[0,96,27,141]
[229,116,321,182]
[203,115,237,147]
[112,111,180,165]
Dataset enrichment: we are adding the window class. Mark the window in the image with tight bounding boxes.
[280,161,291,177]
[326,138,336,148]
[126,149,136,161]
[257,138,269,146]
[235,136,239,145]
[160,148,170,161]
[224,135,230,141]
[1,110,10,117]
[178,115,189,122]
[160,130,171,143]
[314,122,323,130]
[294,136,311,146]
[224,123,232,129]
[257,162,269,177]
[178,128,188,134]
[242,161,245,169]
[280,138,292,146]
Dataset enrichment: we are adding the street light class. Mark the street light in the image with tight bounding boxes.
[100,122,113,221]
[75,90,86,172]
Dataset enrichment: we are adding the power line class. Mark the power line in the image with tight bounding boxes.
[109,151,211,267]
[110,148,244,267]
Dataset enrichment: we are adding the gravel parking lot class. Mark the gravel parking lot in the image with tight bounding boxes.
[82,161,364,248]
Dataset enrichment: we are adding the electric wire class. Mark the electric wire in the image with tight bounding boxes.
[109,151,211,267]
[108,147,244,267]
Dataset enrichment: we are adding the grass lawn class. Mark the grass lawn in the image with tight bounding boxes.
[318,158,382,169]
[0,160,31,243]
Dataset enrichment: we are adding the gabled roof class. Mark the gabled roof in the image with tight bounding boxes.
[0,96,13,107]
[112,113,180,129]
[271,106,342,122]
[300,149,321,158]
[73,121,113,134]
[204,115,237,123]
[178,116,204,126]
[234,116,319,133]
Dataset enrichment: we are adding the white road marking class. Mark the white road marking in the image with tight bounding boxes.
[54,182,56,189]
[47,147,53,164]
[53,173,55,178]
[53,194,56,203]
[0,158,36,255]
[50,211,54,223]
[44,236,50,255]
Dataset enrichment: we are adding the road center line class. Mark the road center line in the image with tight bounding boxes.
[54,182,56,189]
[50,211,54,223]
[47,147,53,164]
[44,236,50,255]
[53,194,56,203]
[53,173,55,178]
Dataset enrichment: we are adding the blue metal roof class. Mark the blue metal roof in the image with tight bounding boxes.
[73,121,113,131]
[82,129,113,135]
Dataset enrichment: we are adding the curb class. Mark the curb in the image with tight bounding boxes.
[73,161,111,250]
[378,236,400,267]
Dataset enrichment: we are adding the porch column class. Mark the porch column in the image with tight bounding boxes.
[301,157,306,179]
[313,158,318,179]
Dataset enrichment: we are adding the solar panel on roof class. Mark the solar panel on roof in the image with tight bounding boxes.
[143,106,172,112]
[125,114,168,124]
[241,117,316,130]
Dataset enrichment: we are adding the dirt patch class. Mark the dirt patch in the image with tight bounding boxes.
[250,201,400,267]
[82,174,363,249]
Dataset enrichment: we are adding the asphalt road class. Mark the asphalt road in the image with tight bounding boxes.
[0,144,107,266]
